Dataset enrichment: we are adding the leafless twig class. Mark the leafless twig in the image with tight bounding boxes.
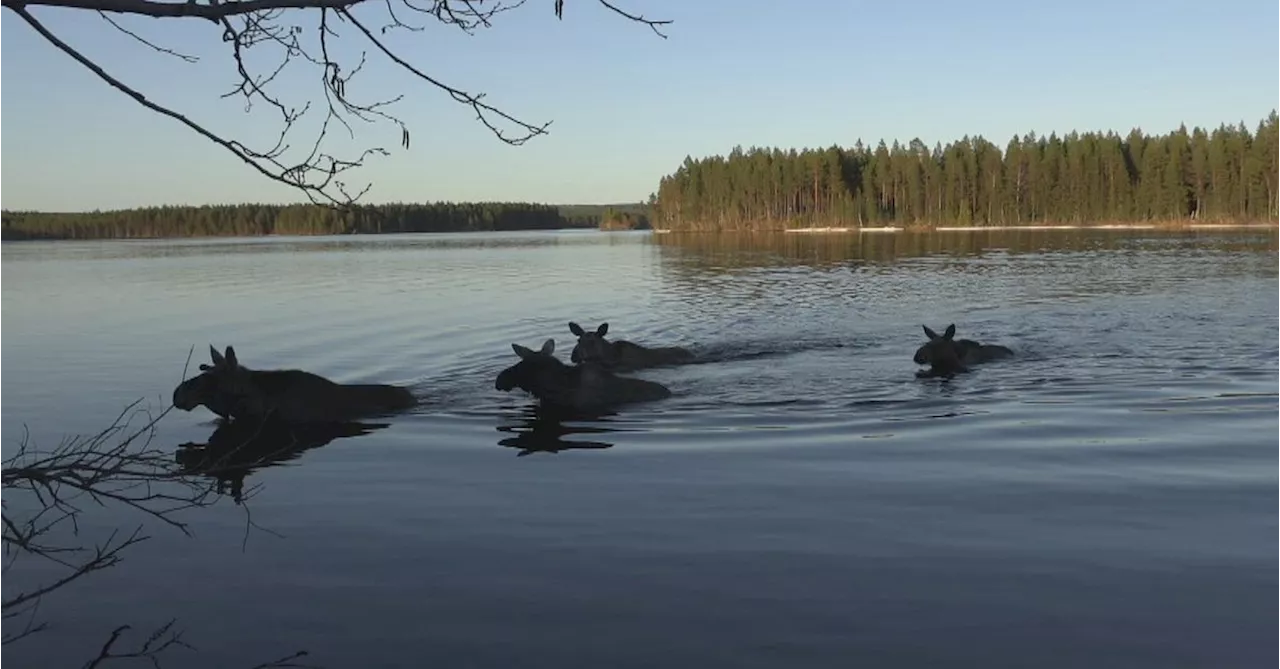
[2,399,204,625]
[2,387,308,666]
[98,11,200,61]
[81,620,195,669]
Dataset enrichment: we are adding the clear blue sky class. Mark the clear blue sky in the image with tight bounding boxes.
[2,0,1276,211]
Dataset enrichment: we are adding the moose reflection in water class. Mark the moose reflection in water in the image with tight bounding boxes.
[495,339,672,412]
[913,324,1014,379]
[495,404,619,456]
[567,321,695,373]
[176,417,389,503]
[173,345,418,423]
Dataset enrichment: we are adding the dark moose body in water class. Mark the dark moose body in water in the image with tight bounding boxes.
[173,344,418,422]
[912,323,1016,379]
[495,337,674,412]
[2,227,1276,669]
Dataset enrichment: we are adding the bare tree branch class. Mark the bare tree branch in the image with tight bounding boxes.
[2,0,674,206]
[338,6,552,146]
[1,376,310,666]
[576,0,670,38]
[2,399,206,624]
[247,650,320,669]
[81,620,194,669]
[5,0,363,20]
[8,5,373,206]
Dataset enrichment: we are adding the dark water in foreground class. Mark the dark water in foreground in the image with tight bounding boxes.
[3,228,1277,668]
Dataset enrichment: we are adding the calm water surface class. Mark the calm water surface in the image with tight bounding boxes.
[3,228,1277,668]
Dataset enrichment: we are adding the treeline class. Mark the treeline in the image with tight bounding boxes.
[558,203,650,229]
[0,201,650,241]
[651,111,1280,231]
[599,207,652,230]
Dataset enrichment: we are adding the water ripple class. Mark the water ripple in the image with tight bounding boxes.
[2,228,1276,669]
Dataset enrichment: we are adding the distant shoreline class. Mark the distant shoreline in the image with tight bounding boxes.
[6,221,1274,243]
[0,224,634,243]
[0,202,653,242]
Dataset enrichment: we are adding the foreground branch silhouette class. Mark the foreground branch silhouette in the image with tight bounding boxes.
[1,0,673,206]
[2,397,311,667]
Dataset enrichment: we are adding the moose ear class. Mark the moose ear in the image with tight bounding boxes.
[943,324,956,340]
[596,323,609,337]
[224,346,239,367]
[512,343,535,360]
[569,322,584,337]
[209,345,225,366]
[922,325,939,340]
[540,338,556,355]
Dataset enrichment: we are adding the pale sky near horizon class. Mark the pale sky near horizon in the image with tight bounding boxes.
[1,0,1277,212]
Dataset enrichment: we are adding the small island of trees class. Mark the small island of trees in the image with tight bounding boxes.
[598,208,652,231]
[650,112,1279,231]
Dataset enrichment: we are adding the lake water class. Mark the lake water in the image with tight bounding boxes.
[3,227,1277,668]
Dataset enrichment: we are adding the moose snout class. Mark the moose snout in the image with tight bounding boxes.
[495,370,516,391]
[172,386,196,411]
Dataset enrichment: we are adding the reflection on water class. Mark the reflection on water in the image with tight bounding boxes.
[0,229,646,262]
[646,228,1279,348]
[494,404,620,456]
[651,227,1279,270]
[2,226,1277,669]
[175,419,389,503]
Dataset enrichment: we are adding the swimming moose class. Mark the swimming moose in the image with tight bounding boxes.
[567,321,694,373]
[912,324,1013,379]
[172,345,417,423]
[495,338,671,412]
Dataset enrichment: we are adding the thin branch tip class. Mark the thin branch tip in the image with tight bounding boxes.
[6,0,673,206]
